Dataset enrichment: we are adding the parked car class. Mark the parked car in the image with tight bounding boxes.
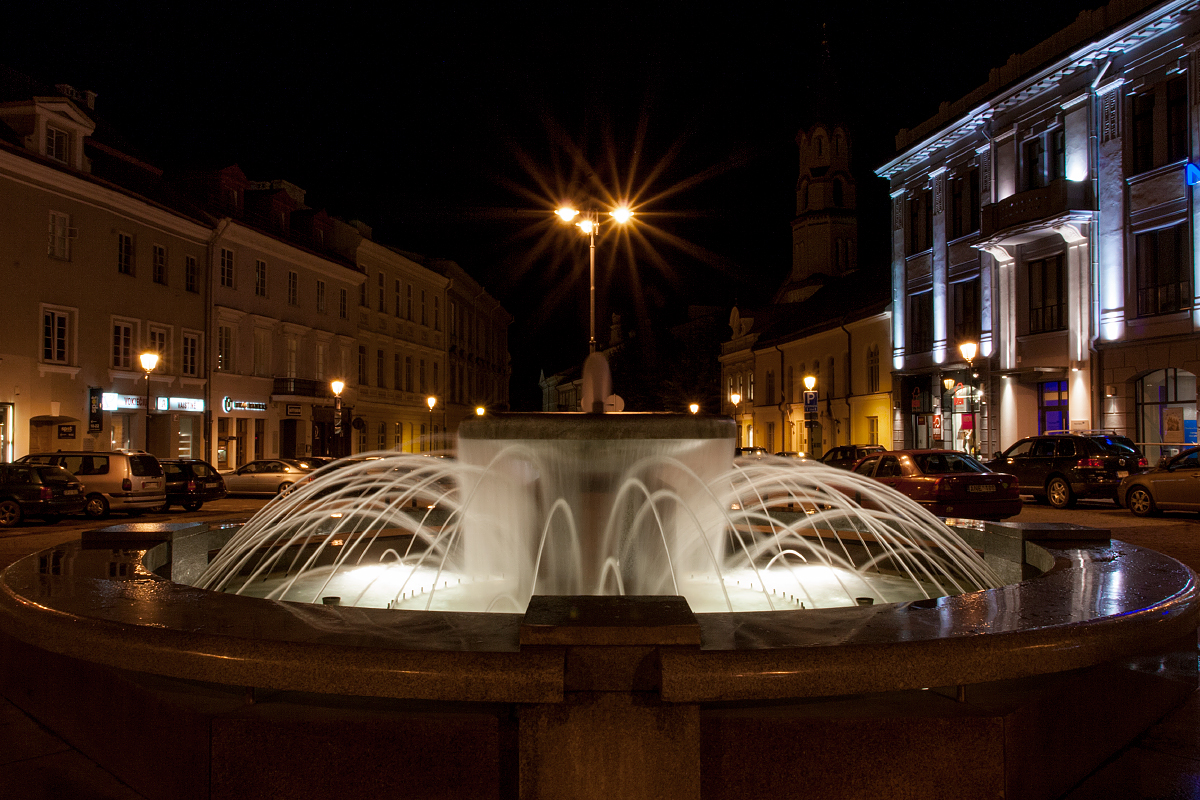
[984,432,1147,509]
[158,458,227,512]
[850,449,1021,520]
[1118,446,1200,517]
[735,446,769,459]
[0,463,87,527]
[17,450,165,518]
[221,459,314,495]
[819,444,885,470]
[774,451,808,459]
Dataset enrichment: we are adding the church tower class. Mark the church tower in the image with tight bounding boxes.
[776,31,859,303]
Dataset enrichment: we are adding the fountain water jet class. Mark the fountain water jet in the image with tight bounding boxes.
[198,411,1001,613]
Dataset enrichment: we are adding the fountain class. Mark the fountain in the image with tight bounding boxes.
[0,356,1196,800]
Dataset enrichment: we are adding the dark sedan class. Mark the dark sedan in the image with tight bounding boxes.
[1118,446,1200,517]
[0,463,86,527]
[851,449,1021,521]
[158,459,227,512]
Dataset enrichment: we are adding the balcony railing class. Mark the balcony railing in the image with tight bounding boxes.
[981,179,1091,239]
[272,377,333,398]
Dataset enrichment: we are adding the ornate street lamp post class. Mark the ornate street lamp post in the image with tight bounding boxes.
[139,352,159,453]
[427,395,437,453]
[554,204,634,353]
[330,380,345,458]
[730,392,742,446]
[959,342,979,455]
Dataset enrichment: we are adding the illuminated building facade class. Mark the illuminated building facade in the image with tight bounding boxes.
[878,0,1200,461]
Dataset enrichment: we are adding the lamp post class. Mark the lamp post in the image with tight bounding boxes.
[330,380,344,457]
[729,392,742,446]
[555,204,634,353]
[959,342,978,455]
[427,395,437,453]
[139,352,158,453]
[803,375,817,454]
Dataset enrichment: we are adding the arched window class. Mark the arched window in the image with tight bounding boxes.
[1136,368,1197,463]
[832,179,844,207]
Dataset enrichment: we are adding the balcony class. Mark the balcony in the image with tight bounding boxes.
[272,377,334,399]
[980,179,1091,241]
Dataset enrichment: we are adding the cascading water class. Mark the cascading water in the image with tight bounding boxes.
[196,412,1002,613]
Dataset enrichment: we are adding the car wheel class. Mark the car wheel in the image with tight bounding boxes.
[0,500,22,528]
[1046,477,1075,509]
[1127,486,1158,517]
[277,482,293,496]
[84,494,110,519]
[182,501,202,512]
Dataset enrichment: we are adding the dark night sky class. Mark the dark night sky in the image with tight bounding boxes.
[3,1,1100,407]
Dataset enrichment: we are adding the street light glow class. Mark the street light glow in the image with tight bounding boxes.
[330,380,344,397]
[689,403,699,414]
[610,206,633,223]
[427,396,437,411]
[803,375,816,391]
[139,352,159,372]
[577,218,595,234]
[959,341,977,363]
[730,393,741,406]
[555,206,579,222]
[475,406,486,416]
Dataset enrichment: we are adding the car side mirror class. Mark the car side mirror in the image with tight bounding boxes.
[992,451,1002,460]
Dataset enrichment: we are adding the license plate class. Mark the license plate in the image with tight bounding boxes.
[64,488,78,495]
[968,484,996,493]
[144,480,161,489]
[206,482,220,489]
[1117,471,1129,478]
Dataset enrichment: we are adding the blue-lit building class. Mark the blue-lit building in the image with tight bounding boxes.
[878,0,1200,463]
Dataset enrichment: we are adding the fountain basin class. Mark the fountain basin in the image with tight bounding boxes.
[0,518,1196,800]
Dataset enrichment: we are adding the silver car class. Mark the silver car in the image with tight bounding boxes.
[1118,446,1200,516]
[17,450,166,518]
[221,459,314,496]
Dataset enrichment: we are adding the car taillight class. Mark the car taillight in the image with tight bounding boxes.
[1137,457,1148,468]
[122,477,132,491]
[39,486,52,501]
[934,478,954,498]
[186,480,196,493]
[1078,457,1104,469]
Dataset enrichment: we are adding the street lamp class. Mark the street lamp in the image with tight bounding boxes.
[802,375,817,453]
[139,352,159,453]
[959,342,978,455]
[554,204,634,353]
[427,396,437,453]
[330,380,345,457]
[689,403,700,415]
[475,406,486,416]
[730,392,742,446]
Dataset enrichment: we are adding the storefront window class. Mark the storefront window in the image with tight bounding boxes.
[1137,368,1198,463]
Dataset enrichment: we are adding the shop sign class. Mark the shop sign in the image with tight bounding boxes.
[101,392,145,411]
[57,424,76,439]
[221,396,268,413]
[286,404,302,416]
[88,388,103,432]
[156,397,205,412]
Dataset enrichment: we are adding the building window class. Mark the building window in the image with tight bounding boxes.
[48,211,72,260]
[377,350,385,388]
[185,255,198,293]
[287,270,298,305]
[315,343,326,381]
[419,359,427,393]
[434,297,440,331]
[867,416,879,446]
[405,356,413,392]
[1038,381,1068,434]
[747,372,754,402]
[112,321,134,369]
[1022,136,1046,190]
[360,282,367,307]
[766,422,775,453]
[316,280,326,313]
[394,280,402,317]
[151,245,166,285]
[951,278,980,345]
[148,327,168,371]
[421,290,427,326]
[765,371,775,405]
[42,308,71,363]
[406,284,414,321]
[1131,75,1188,175]
[866,345,880,394]
[432,362,439,393]
[286,338,297,378]
[908,291,933,353]
[339,288,348,319]
[1136,368,1198,463]
[255,260,268,297]
[358,346,367,385]
[948,168,979,240]
[253,329,271,377]
[217,325,234,372]
[1028,255,1066,333]
[117,233,134,275]
[45,125,69,163]
[1049,128,1066,182]
[906,189,933,255]
[220,248,235,288]
[1136,225,1190,317]
[377,273,385,312]
[393,354,401,389]
[182,333,199,377]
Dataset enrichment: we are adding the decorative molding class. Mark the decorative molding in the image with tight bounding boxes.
[979,149,993,206]
[1100,90,1120,143]
[893,194,905,230]
[36,364,80,379]
[933,174,945,216]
